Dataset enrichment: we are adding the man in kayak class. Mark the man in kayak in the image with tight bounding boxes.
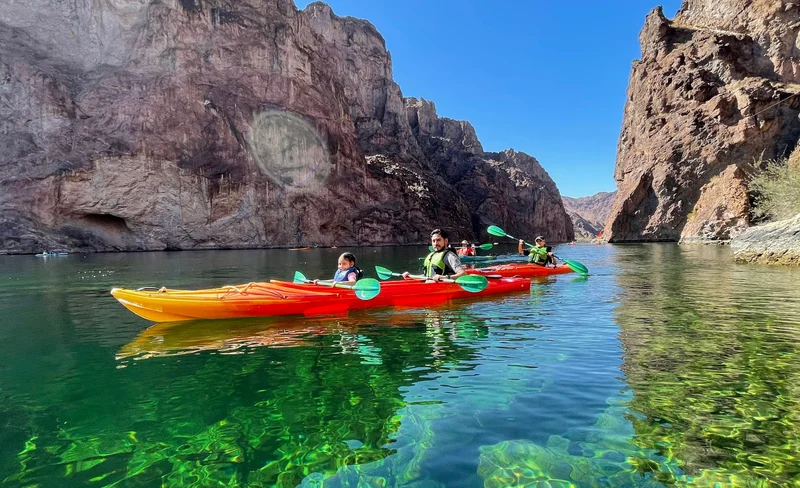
[404,229,466,282]
[519,236,557,267]
[457,240,475,257]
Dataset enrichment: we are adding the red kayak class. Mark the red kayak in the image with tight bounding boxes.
[271,277,529,312]
[111,277,531,322]
[467,263,574,278]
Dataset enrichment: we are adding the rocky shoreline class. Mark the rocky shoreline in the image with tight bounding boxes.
[731,214,800,266]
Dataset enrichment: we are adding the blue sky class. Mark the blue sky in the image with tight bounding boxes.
[295,0,683,197]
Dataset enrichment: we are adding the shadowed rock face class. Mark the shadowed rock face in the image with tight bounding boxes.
[0,0,571,253]
[405,98,573,242]
[606,1,800,243]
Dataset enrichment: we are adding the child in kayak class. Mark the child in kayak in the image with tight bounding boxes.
[315,252,363,285]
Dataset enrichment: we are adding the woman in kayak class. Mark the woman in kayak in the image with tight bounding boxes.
[519,236,557,267]
[457,240,476,257]
[404,229,466,282]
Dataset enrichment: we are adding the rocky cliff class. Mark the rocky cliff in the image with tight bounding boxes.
[0,0,572,253]
[562,191,616,240]
[606,0,800,243]
[405,97,572,241]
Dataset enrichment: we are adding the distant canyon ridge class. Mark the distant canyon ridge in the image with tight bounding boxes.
[0,0,573,253]
[562,192,616,241]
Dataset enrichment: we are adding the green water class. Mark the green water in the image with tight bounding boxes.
[1,244,799,487]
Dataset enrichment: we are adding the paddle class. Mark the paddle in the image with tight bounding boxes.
[427,243,495,252]
[293,271,381,300]
[374,266,488,293]
[486,225,589,276]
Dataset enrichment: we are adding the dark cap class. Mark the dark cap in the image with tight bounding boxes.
[535,236,545,242]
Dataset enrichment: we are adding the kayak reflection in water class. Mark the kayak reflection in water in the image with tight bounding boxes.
[404,228,466,282]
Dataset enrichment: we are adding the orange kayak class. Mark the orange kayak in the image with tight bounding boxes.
[467,263,574,278]
[110,277,530,323]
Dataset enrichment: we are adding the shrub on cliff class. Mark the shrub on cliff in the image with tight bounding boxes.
[749,158,800,222]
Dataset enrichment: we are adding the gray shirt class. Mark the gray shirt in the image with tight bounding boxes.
[443,251,464,275]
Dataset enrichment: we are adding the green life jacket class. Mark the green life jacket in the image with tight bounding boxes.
[528,245,549,265]
[423,250,457,277]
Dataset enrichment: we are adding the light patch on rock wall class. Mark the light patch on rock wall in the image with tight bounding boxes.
[249,110,331,192]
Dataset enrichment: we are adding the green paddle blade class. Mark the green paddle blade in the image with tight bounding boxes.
[374,265,395,280]
[488,224,529,246]
[454,275,488,293]
[293,271,309,283]
[477,243,494,250]
[428,245,435,252]
[352,278,381,300]
[487,225,507,238]
[562,259,589,277]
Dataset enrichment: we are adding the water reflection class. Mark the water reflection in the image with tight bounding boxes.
[5,309,493,487]
[5,244,799,486]
[615,244,800,485]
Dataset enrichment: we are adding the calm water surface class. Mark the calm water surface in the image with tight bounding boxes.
[1,244,799,487]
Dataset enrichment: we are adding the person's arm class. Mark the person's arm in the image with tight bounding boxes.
[433,253,465,281]
[519,239,530,256]
[545,247,557,265]
[342,271,358,285]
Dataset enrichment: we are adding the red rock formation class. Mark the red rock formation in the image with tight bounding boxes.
[0,0,571,253]
[606,1,800,243]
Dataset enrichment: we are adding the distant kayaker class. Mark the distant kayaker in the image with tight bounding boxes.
[457,240,476,257]
[404,229,466,282]
[315,252,363,285]
[519,236,557,267]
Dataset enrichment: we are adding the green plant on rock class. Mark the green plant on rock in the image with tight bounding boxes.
[749,158,800,222]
